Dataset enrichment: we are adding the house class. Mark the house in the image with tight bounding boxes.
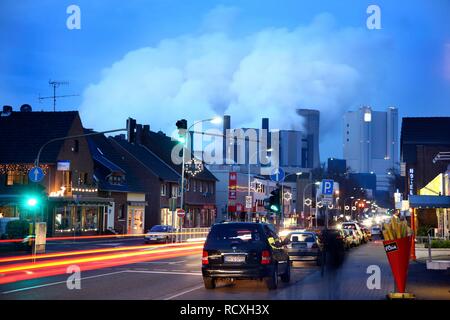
[0,106,112,236]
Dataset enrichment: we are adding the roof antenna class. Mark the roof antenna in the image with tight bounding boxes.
[38,80,79,111]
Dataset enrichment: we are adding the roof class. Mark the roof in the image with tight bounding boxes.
[143,131,218,181]
[86,132,151,193]
[111,137,181,183]
[0,111,79,164]
[401,117,450,161]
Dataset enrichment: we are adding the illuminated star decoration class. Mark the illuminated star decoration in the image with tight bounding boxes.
[304,198,312,206]
[250,179,263,193]
[184,158,204,177]
[317,201,323,208]
[283,191,292,202]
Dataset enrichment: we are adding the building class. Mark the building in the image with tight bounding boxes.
[327,158,347,176]
[0,106,111,237]
[343,106,399,193]
[125,120,218,228]
[400,117,450,236]
[297,109,320,169]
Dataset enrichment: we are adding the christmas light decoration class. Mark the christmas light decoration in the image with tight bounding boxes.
[0,164,49,175]
[184,158,204,177]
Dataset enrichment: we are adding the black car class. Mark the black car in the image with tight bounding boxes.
[202,222,291,290]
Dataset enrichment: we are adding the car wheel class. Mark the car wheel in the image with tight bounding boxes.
[265,267,278,290]
[281,262,291,283]
[203,277,216,289]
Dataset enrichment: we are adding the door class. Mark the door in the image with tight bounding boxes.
[127,207,144,234]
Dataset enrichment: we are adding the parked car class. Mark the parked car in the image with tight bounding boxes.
[342,222,365,244]
[343,229,360,247]
[144,225,176,244]
[283,231,323,265]
[202,222,291,290]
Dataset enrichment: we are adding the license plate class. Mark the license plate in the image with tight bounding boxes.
[293,243,307,248]
[224,255,246,263]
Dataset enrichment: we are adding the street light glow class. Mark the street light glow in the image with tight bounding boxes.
[210,116,222,124]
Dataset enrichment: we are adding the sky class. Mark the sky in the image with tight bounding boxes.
[1,0,449,162]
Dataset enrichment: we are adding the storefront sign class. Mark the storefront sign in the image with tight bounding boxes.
[408,168,415,196]
[57,160,71,171]
[228,172,237,200]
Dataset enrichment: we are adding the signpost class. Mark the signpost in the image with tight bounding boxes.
[28,167,45,183]
[321,179,334,229]
[245,195,253,209]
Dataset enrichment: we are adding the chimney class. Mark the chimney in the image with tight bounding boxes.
[136,124,143,145]
[126,118,137,144]
[223,115,231,164]
[20,104,32,112]
[1,105,12,117]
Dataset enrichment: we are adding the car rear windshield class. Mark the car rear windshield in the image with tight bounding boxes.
[288,233,315,242]
[150,225,169,232]
[207,225,263,244]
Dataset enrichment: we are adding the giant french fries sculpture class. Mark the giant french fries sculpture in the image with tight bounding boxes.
[382,215,415,299]
[382,216,412,241]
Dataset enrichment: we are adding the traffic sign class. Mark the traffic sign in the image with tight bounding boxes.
[321,179,334,195]
[29,167,45,183]
[270,167,285,182]
[177,209,185,217]
[245,196,252,209]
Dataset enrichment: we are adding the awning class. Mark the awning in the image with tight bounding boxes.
[409,195,450,209]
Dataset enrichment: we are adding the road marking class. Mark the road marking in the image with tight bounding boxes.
[1,270,127,295]
[125,270,201,276]
[163,284,205,300]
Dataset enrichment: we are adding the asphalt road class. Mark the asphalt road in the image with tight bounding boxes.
[1,237,449,300]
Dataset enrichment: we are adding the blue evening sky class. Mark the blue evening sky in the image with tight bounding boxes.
[1,0,449,161]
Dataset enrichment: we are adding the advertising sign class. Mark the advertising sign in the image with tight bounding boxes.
[57,160,71,171]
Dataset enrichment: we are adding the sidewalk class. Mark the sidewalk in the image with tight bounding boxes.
[276,239,450,300]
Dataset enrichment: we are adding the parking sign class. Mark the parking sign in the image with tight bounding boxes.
[321,179,334,195]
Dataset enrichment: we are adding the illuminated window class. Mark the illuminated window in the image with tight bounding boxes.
[6,171,28,186]
[364,112,372,122]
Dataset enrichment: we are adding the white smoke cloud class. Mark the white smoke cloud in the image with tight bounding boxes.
[79,9,388,138]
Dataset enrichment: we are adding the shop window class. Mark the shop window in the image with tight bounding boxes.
[6,171,28,186]
[54,206,74,233]
[83,207,99,232]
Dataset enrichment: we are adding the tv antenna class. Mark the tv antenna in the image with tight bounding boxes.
[38,80,79,111]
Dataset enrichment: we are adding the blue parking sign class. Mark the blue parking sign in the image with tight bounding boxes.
[321,179,334,195]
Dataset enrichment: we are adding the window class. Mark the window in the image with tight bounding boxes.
[109,175,123,185]
[78,172,88,185]
[193,180,197,192]
[72,140,79,152]
[171,185,179,197]
[6,171,28,186]
[118,204,125,220]
[199,181,203,193]
[160,184,167,196]
[186,180,190,191]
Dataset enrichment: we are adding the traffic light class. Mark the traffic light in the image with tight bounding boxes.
[175,119,188,143]
[264,188,281,213]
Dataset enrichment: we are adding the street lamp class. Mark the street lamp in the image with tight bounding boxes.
[280,172,302,227]
[303,181,320,228]
[179,117,222,229]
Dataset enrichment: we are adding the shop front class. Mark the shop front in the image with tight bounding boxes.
[48,196,113,237]
[183,204,216,228]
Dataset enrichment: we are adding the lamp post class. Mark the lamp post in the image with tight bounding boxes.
[179,117,222,232]
[247,148,272,222]
[303,181,320,228]
[280,172,302,227]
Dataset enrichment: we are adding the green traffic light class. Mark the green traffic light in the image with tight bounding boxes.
[26,198,38,207]
[177,135,186,144]
[270,205,279,212]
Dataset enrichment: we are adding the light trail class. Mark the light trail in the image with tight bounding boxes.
[0,241,204,264]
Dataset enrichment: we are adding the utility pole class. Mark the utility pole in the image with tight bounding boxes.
[39,80,79,111]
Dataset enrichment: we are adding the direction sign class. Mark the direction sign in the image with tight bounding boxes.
[177,209,185,217]
[321,179,334,195]
[29,167,45,183]
[270,167,285,182]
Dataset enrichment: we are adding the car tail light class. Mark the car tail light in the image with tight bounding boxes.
[261,250,271,265]
[202,250,209,265]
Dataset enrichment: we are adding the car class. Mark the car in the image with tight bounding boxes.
[202,222,291,290]
[370,226,382,237]
[283,231,323,265]
[343,228,360,247]
[342,222,365,243]
[279,226,306,240]
[144,225,176,244]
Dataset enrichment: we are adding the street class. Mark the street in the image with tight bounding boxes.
[1,237,448,300]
